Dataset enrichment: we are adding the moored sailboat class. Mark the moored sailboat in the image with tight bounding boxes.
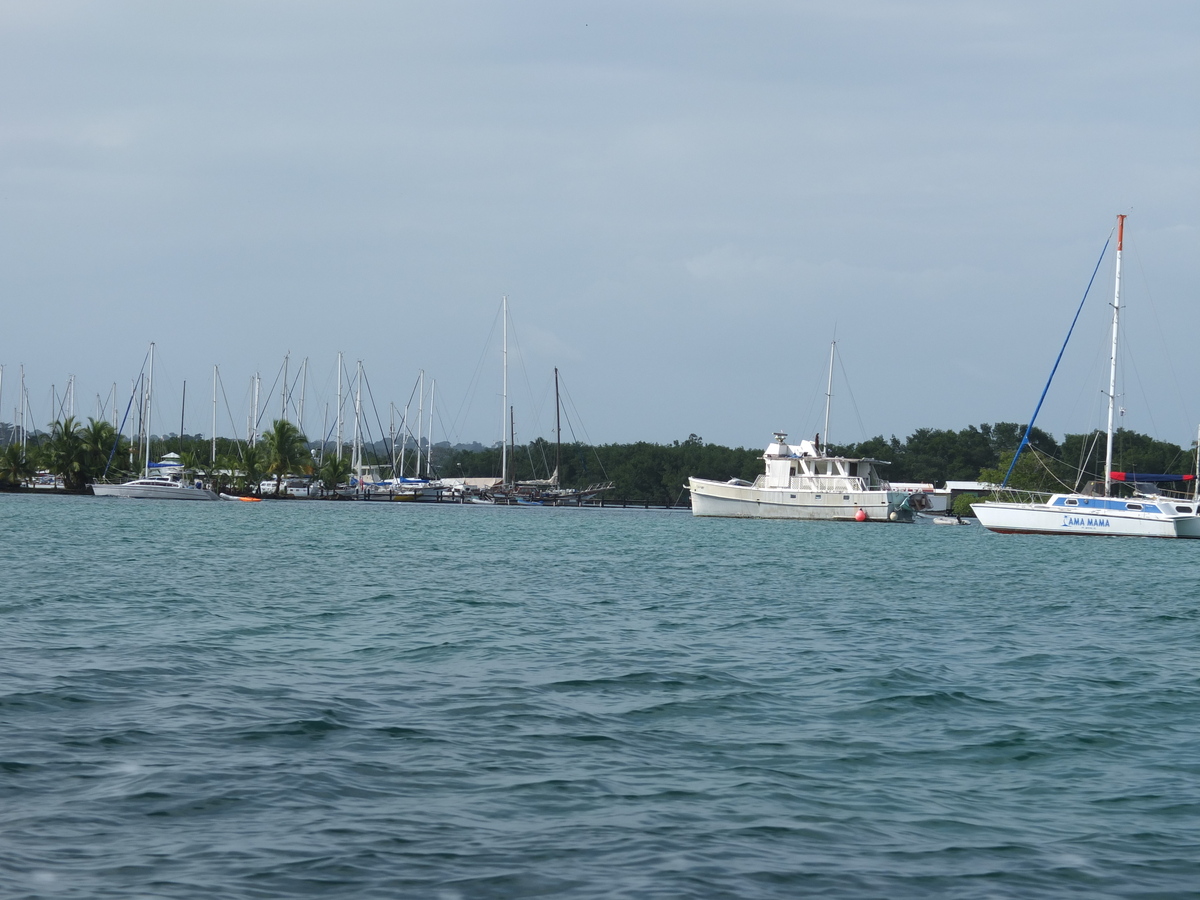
[90,344,219,501]
[972,215,1200,538]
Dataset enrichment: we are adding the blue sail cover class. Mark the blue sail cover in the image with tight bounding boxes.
[1110,472,1195,483]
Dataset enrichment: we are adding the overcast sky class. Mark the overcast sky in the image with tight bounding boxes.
[2,1,1197,451]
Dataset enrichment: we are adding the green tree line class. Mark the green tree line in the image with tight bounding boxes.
[4,419,1196,506]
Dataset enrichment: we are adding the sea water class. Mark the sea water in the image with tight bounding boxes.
[3,493,1200,899]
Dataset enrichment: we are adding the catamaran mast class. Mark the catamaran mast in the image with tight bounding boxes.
[1104,214,1125,497]
[501,295,508,487]
[822,340,835,454]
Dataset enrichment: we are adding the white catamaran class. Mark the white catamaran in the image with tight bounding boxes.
[91,343,220,501]
[973,215,1200,539]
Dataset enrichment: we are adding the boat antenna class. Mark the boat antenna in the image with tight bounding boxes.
[999,228,1113,488]
[1103,214,1125,497]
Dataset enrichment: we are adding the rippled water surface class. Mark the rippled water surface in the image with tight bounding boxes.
[4,493,1200,898]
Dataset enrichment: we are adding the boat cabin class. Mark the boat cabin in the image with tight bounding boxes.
[760,433,889,491]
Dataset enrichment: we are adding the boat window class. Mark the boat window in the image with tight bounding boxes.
[790,494,796,499]
[1126,503,1143,511]
[843,495,850,500]
[814,494,821,500]
[1176,506,1193,514]
[1065,499,1078,506]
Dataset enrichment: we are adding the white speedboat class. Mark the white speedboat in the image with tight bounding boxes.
[973,215,1200,539]
[688,433,918,522]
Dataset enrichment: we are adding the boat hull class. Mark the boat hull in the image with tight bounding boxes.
[92,482,220,501]
[688,477,908,522]
[973,500,1200,539]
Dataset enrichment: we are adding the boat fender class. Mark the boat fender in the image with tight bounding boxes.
[855,509,868,522]
[889,510,899,521]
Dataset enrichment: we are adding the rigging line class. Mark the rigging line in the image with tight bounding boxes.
[360,367,391,470]
[1119,316,1162,445]
[393,374,425,461]
[101,347,152,476]
[1073,430,1102,491]
[255,358,286,431]
[1030,444,1074,492]
[1128,235,1195,427]
[506,311,548,436]
[286,362,306,419]
[1001,229,1114,488]
[103,372,143,477]
[448,301,503,444]
[216,368,246,462]
[557,375,594,447]
[833,346,869,444]
[558,376,610,480]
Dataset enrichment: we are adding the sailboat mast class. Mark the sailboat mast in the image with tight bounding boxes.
[298,358,307,433]
[501,295,508,486]
[211,366,218,465]
[145,342,155,477]
[823,340,835,453]
[353,361,363,479]
[417,369,425,478]
[251,373,260,447]
[180,380,186,457]
[555,367,561,484]
[1104,214,1125,496]
[19,365,26,457]
[428,380,436,479]
[281,352,289,422]
[336,351,343,461]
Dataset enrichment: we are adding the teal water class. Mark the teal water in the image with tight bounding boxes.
[3,494,1200,898]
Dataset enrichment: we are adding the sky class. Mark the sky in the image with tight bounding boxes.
[1,1,1198,451]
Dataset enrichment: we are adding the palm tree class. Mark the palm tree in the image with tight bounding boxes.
[79,418,120,482]
[237,443,267,496]
[46,417,90,491]
[262,419,310,496]
[318,452,352,493]
[0,443,35,489]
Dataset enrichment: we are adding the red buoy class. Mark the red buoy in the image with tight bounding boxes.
[855,509,868,522]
